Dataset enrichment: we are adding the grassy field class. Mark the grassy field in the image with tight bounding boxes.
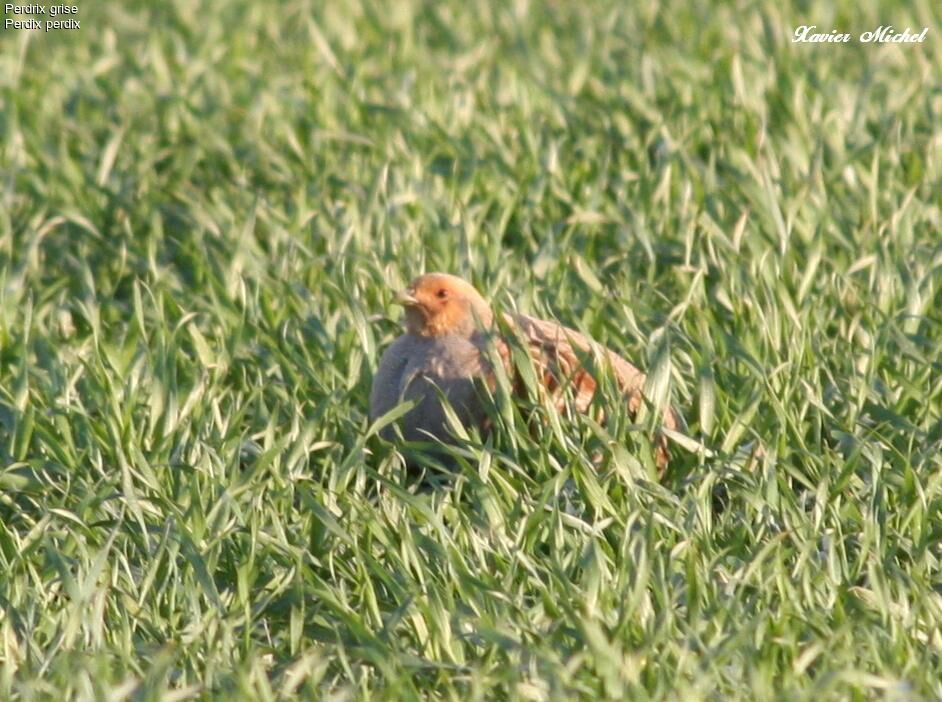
[2,0,941,699]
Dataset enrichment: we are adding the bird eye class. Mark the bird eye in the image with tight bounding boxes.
[436,289,448,299]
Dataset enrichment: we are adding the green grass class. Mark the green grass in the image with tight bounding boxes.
[1,0,941,698]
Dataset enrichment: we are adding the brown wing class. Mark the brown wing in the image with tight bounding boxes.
[500,312,682,473]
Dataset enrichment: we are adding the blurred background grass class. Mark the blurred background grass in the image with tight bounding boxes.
[1,0,941,699]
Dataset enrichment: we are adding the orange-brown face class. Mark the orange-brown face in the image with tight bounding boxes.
[397,273,493,337]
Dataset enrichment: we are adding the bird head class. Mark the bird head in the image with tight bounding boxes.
[396,273,494,337]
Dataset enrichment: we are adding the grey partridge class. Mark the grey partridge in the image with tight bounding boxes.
[369,273,682,471]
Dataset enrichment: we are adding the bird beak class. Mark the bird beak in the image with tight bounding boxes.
[394,289,420,307]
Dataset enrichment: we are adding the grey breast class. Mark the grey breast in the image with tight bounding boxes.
[370,333,488,442]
